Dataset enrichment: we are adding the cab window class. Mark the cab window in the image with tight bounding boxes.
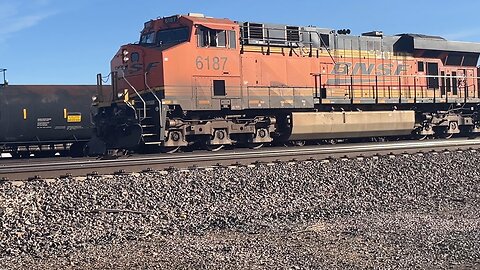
[228,30,236,49]
[156,27,189,46]
[197,27,236,48]
[217,31,227,47]
[140,32,155,44]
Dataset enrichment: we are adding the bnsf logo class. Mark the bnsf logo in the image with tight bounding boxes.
[332,62,408,76]
[127,62,161,74]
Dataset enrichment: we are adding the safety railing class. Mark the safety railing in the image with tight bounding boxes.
[311,73,479,103]
[144,72,163,129]
[120,69,147,121]
[239,25,334,62]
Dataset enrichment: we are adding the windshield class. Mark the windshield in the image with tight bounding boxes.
[140,32,155,44]
[157,27,189,46]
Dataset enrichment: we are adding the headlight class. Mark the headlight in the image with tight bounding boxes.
[117,92,124,99]
[92,95,98,102]
[122,50,130,63]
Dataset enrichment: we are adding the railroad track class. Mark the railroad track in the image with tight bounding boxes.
[1,138,480,181]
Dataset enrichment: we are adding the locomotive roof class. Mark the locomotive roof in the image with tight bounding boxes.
[397,33,446,40]
[161,14,480,54]
[183,15,235,25]
[396,33,480,54]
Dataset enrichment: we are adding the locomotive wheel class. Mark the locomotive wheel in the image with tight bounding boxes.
[205,144,224,152]
[292,140,306,147]
[443,133,454,139]
[325,139,338,145]
[249,143,264,150]
[371,137,386,143]
[316,139,338,145]
[163,146,180,154]
[417,135,428,141]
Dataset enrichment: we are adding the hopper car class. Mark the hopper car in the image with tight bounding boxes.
[92,13,480,153]
[0,84,99,157]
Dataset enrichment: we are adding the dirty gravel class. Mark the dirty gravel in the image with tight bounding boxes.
[1,151,480,269]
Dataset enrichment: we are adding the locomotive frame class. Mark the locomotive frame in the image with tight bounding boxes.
[92,13,480,153]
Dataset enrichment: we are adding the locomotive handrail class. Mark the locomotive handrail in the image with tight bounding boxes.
[318,73,479,102]
[144,72,163,129]
[318,73,476,79]
[313,31,336,64]
[120,69,146,121]
[239,25,335,63]
[240,25,321,46]
[246,72,479,104]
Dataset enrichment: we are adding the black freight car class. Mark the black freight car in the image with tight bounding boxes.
[0,84,98,157]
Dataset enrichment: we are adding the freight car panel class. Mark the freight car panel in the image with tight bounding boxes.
[0,85,97,156]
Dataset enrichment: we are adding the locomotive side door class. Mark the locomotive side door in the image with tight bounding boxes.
[194,76,214,110]
[456,69,468,100]
[439,68,471,103]
[443,69,463,103]
[193,76,242,110]
[463,68,476,99]
[439,69,449,100]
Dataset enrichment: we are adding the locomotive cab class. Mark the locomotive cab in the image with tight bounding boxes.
[92,14,243,152]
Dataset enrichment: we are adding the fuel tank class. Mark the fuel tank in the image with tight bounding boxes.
[289,111,416,140]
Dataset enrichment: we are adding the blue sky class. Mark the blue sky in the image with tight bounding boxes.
[2,0,480,84]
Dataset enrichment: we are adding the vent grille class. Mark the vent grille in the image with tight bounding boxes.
[248,23,264,40]
[286,26,300,42]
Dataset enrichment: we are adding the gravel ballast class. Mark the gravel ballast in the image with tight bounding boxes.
[1,151,480,269]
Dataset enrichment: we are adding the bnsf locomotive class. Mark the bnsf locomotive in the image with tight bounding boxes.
[92,13,480,153]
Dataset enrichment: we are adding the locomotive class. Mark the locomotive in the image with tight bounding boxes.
[92,13,480,153]
[0,83,98,157]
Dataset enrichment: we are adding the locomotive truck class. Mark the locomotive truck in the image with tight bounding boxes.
[92,13,480,153]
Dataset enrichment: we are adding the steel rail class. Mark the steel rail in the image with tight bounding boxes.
[1,138,480,181]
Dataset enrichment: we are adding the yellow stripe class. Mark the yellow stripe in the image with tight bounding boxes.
[124,89,129,102]
[64,108,67,119]
[23,109,27,120]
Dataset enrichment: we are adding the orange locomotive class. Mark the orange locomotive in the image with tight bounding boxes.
[92,13,480,152]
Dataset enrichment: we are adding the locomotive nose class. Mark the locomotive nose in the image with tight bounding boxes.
[120,48,141,65]
[112,46,142,73]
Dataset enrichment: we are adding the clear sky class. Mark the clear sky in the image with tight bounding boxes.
[2,0,480,85]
